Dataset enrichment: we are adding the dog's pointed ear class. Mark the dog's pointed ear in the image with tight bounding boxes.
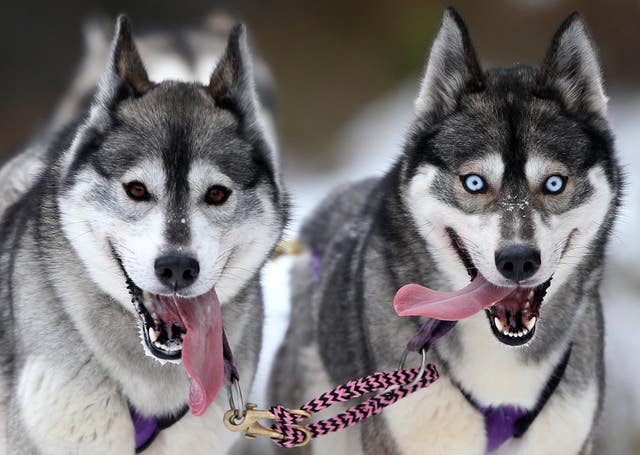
[539,12,607,116]
[414,7,484,117]
[208,24,259,120]
[95,15,153,106]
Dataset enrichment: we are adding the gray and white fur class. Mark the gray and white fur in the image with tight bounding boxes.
[0,16,287,454]
[270,8,621,454]
[0,13,277,217]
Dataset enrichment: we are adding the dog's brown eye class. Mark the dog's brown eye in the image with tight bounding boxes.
[205,185,231,205]
[124,181,150,201]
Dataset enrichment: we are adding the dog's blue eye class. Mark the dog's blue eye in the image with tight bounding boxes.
[461,174,487,194]
[543,175,567,194]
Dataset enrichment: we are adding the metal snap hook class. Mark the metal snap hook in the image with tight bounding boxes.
[223,403,312,447]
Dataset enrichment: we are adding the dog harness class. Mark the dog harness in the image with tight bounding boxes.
[456,343,573,452]
[130,405,188,453]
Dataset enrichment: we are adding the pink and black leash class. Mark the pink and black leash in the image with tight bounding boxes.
[223,318,453,448]
[267,319,455,447]
[269,364,439,447]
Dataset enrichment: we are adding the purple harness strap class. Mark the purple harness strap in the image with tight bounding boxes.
[456,342,573,453]
[130,405,189,453]
[310,251,323,281]
[482,406,528,452]
[130,411,156,452]
[471,402,528,452]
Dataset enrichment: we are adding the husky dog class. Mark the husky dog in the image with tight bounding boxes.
[270,8,621,454]
[0,13,277,218]
[0,15,287,454]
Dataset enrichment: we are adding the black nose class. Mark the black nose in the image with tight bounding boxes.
[495,245,541,283]
[154,255,200,290]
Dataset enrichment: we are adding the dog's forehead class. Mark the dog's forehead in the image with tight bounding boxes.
[430,84,591,173]
[117,82,239,148]
[92,82,257,180]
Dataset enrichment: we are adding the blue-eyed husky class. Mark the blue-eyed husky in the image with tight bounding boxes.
[270,8,621,454]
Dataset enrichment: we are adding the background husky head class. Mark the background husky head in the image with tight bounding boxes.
[57,16,286,335]
[400,9,621,346]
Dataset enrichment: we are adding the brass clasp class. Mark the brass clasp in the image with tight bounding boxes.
[271,239,306,259]
[223,403,312,447]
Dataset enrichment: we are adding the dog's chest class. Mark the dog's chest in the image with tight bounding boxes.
[383,375,597,455]
[143,402,238,455]
[383,375,487,454]
[445,315,562,407]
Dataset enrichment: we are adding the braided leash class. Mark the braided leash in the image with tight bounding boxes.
[223,319,453,447]
[223,319,451,447]
[269,364,439,447]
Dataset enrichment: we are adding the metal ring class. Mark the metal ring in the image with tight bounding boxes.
[405,348,427,389]
[227,378,245,424]
[386,348,427,393]
[397,348,410,370]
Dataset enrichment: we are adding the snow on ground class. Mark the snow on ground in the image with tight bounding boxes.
[255,82,640,453]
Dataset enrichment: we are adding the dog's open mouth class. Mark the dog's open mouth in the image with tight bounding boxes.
[485,282,549,346]
[129,285,187,361]
[112,246,224,416]
[393,229,551,347]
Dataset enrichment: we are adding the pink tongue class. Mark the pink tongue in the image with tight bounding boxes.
[393,275,516,320]
[160,290,224,416]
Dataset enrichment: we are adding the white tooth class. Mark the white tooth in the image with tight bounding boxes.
[518,331,523,337]
[526,317,537,331]
[148,328,159,342]
[528,291,534,299]
[522,328,529,335]
[494,318,504,332]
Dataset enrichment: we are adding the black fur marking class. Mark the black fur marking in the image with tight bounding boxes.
[445,227,477,279]
[162,121,193,245]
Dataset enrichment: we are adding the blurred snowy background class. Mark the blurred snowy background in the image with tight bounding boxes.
[1,0,638,453]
